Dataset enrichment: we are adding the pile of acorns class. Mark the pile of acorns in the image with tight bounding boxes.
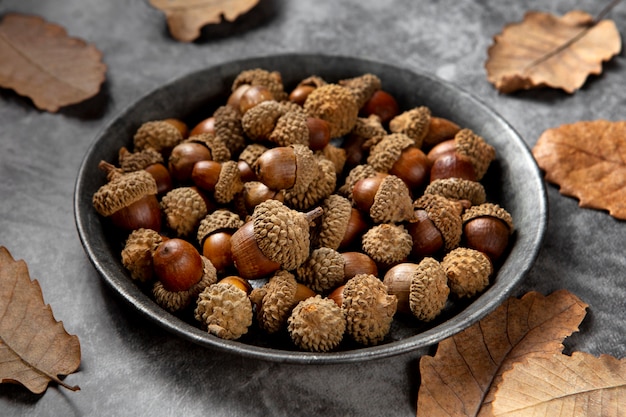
[92,68,514,352]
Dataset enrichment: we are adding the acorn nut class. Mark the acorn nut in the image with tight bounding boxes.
[287,295,346,352]
[462,203,514,262]
[194,280,253,340]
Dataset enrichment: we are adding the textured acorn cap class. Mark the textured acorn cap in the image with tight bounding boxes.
[290,144,318,195]
[296,247,346,293]
[388,106,432,148]
[342,274,397,346]
[413,194,463,251]
[194,282,253,340]
[297,75,327,89]
[454,128,496,180]
[239,143,269,167]
[287,295,346,352]
[337,164,378,199]
[92,169,158,217]
[425,178,487,206]
[339,73,382,109]
[213,105,246,156]
[250,270,300,334]
[213,160,244,205]
[252,199,311,271]
[241,100,284,141]
[133,120,184,153]
[185,132,231,163]
[232,68,288,101]
[462,203,514,232]
[367,133,415,173]
[304,84,359,138]
[121,228,164,283]
[370,175,415,224]
[160,187,209,237]
[408,257,450,322]
[313,194,352,250]
[269,110,310,147]
[118,147,164,172]
[362,223,413,266]
[283,157,336,210]
[353,115,387,149]
[152,256,217,312]
[197,209,244,245]
[441,247,493,298]
[317,143,347,175]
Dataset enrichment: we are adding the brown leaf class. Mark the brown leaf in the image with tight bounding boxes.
[493,352,626,416]
[485,10,621,93]
[416,290,588,417]
[149,0,260,42]
[0,13,106,112]
[533,120,626,220]
[0,247,81,393]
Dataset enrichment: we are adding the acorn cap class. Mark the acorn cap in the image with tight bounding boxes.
[121,228,164,283]
[283,157,336,210]
[239,143,269,167]
[194,282,253,340]
[388,106,432,148]
[454,128,496,180]
[269,110,310,147]
[185,132,231,163]
[337,164,378,199]
[354,115,387,150]
[197,209,244,245]
[241,100,284,141]
[316,143,347,175]
[250,270,300,334]
[213,105,246,156]
[361,223,413,266]
[408,257,450,322]
[313,194,352,250]
[339,73,382,109]
[213,160,244,205]
[160,187,209,237]
[152,256,217,312]
[297,75,327,89]
[303,84,359,138]
[252,199,311,270]
[92,169,158,217]
[133,120,184,153]
[118,147,164,172]
[232,68,288,101]
[441,247,493,298]
[290,144,318,195]
[341,273,397,346]
[413,194,463,251]
[367,133,415,173]
[370,175,415,223]
[425,178,487,206]
[287,295,346,352]
[296,247,346,293]
[462,203,514,232]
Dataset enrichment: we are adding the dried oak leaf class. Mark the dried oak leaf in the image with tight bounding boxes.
[149,0,260,42]
[0,247,81,393]
[485,10,621,93]
[533,120,626,220]
[417,290,588,417]
[0,13,107,113]
[493,352,626,416]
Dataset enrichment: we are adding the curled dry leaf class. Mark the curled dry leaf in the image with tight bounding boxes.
[416,290,588,417]
[0,13,107,112]
[149,0,260,42]
[533,120,626,220]
[493,352,626,416]
[485,10,621,93]
[0,247,81,393]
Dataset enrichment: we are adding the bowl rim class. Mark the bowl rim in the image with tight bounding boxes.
[74,53,548,364]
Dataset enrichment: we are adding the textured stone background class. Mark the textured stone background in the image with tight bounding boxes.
[1,1,625,416]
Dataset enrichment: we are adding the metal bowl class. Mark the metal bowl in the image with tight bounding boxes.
[74,54,547,364]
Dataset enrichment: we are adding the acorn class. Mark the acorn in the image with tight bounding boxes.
[411,194,463,254]
[296,247,346,293]
[306,117,331,151]
[311,194,352,250]
[191,160,243,205]
[237,143,268,182]
[197,209,245,275]
[287,295,346,352]
[341,251,378,280]
[430,152,477,183]
[388,106,432,148]
[254,144,317,194]
[337,163,378,200]
[190,116,215,136]
[462,203,514,262]
[212,105,246,156]
[338,207,370,251]
[405,209,445,259]
[168,133,231,183]
[133,120,184,156]
[92,162,162,232]
[288,75,327,106]
[120,228,164,283]
[339,73,382,109]
[427,129,496,181]
[361,223,413,269]
[163,118,189,139]
[118,147,173,195]
[194,280,253,340]
[160,186,213,237]
[243,101,310,147]
[422,116,461,150]
[282,157,337,210]
[316,143,347,175]
[360,90,399,124]
[441,247,493,298]
[424,178,486,206]
[303,83,359,138]
[352,173,415,224]
[240,181,285,214]
[230,68,288,103]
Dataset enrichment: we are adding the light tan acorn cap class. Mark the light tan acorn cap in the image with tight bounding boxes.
[213,160,244,205]
[287,295,346,352]
[454,128,496,180]
[213,105,246,156]
[338,73,382,109]
[252,199,311,271]
[304,84,359,138]
[152,256,217,312]
[362,223,413,266]
[297,75,328,89]
[185,132,231,163]
[289,144,318,195]
[283,157,336,210]
[269,110,310,147]
[241,100,284,141]
[441,247,493,298]
[389,106,432,148]
[194,282,253,340]
[314,194,352,250]
[367,133,415,173]
[296,247,346,293]
[118,147,164,172]
[121,228,163,283]
[232,68,288,102]
[250,270,300,334]
[92,169,158,217]
[316,143,347,175]
[425,178,487,206]
[133,120,184,153]
[462,203,514,232]
[160,187,208,237]
[239,143,269,167]
[370,175,415,223]
[408,257,450,322]
[342,274,397,346]
[338,164,378,199]
[197,209,244,245]
[413,194,463,251]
